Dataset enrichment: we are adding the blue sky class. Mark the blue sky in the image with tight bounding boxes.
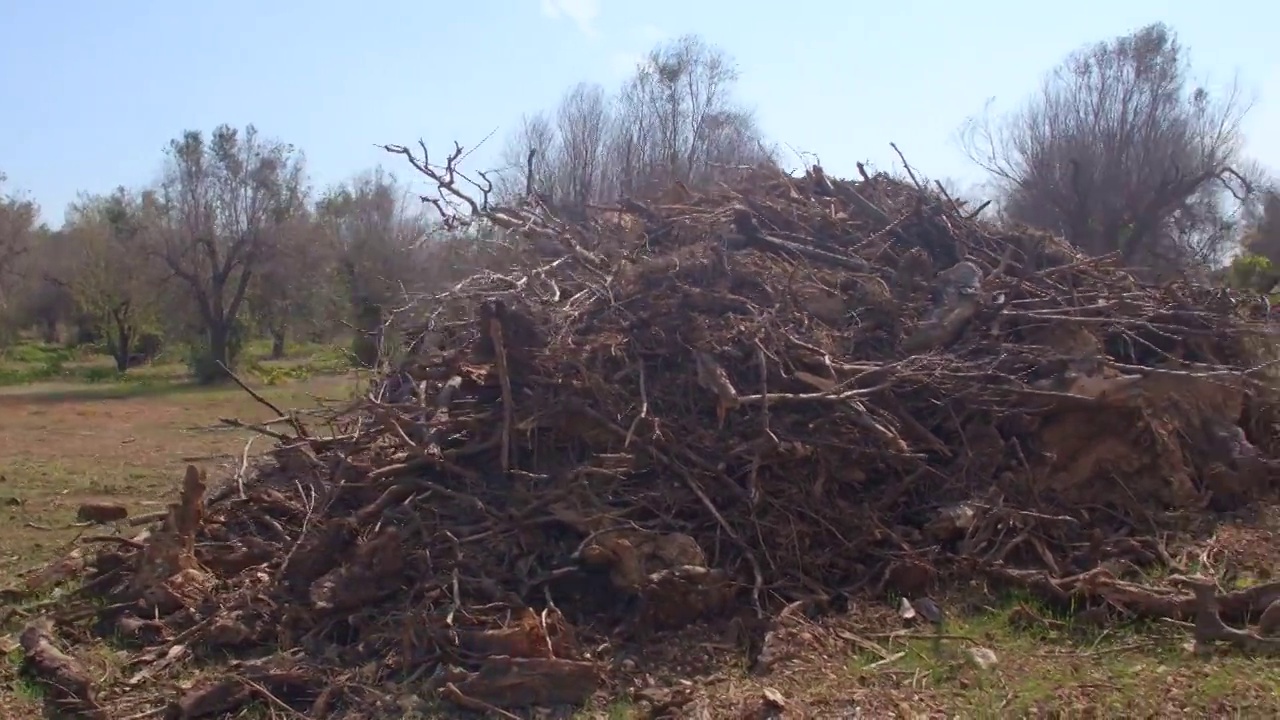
[1,0,1276,225]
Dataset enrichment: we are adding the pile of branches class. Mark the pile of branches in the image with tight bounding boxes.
[15,144,1280,719]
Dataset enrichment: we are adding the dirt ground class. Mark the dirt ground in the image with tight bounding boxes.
[2,373,1280,718]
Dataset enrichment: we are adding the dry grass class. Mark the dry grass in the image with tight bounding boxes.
[568,583,1280,718]
[721,597,1280,717]
[1,368,1279,717]
[0,373,360,575]
[0,370,361,719]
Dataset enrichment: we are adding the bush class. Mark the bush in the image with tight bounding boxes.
[239,341,350,386]
[185,321,247,384]
[81,366,123,384]
[251,364,309,386]
[134,332,164,363]
[351,302,383,369]
[350,332,380,369]
[4,341,74,367]
[1227,253,1278,294]
[0,340,74,385]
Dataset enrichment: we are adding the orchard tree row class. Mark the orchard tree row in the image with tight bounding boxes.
[0,24,1276,383]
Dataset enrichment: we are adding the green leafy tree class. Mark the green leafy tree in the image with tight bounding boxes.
[60,188,166,371]
[315,168,425,368]
[243,212,326,359]
[1242,191,1280,265]
[154,124,307,382]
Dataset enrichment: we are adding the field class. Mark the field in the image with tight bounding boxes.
[1,342,1280,717]
[0,342,358,575]
[0,342,363,718]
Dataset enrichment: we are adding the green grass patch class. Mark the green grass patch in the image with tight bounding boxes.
[0,338,354,391]
[242,342,352,385]
[835,592,1280,716]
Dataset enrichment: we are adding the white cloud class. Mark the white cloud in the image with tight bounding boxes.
[539,0,600,38]
[605,25,669,78]
[608,51,643,77]
[635,24,667,45]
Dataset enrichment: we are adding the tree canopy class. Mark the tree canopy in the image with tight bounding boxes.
[0,28,1273,381]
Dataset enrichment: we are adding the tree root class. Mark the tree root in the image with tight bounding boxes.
[987,565,1280,654]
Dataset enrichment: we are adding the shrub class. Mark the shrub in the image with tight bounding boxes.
[185,321,247,384]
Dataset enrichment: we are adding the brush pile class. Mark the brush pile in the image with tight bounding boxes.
[13,146,1280,719]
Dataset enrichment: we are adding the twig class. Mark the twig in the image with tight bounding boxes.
[567,400,765,615]
[489,314,514,474]
[624,360,649,449]
[747,344,773,507]
[440,683,521,719]
[80,535,146,549]
[737,380,896,405]
[235,436,256,500]
[889,142,925,191]
[237,676,311,719]
[275,475,320,586]
[218,418,293,443]
[216,361,308,438]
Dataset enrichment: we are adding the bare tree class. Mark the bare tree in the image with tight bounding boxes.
[554,82,610,211]
[496,34,773,211]
[605,35,773,197]
[604,78,651,199]
[962,23,1256,273]
[155,124,306,380]
[496,113,559,204]
[3,231,75,344]
[0,173,38,306]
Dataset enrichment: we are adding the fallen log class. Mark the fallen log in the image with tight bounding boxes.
[20,619,105,719]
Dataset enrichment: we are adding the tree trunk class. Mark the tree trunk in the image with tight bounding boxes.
[40,319,58,344]
[205,322,231,383]
[351,301,383,369]
[106,306,134,373]
[74,316,99,346]
[112,328,132,373]
[208,325,229,367]
[270,328,286,360]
